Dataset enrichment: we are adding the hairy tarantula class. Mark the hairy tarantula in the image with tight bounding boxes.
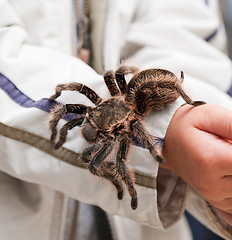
[49,66,204,210]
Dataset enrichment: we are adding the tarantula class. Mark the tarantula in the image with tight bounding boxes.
[49,66,204,210]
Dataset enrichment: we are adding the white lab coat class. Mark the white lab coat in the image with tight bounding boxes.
[0,0,232,239]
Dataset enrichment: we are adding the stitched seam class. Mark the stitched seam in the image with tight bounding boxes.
[0,121,156,189]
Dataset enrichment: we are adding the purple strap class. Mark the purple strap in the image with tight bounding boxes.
[227,83,232,97]
[0,72,77,121]
[0,72,164,146]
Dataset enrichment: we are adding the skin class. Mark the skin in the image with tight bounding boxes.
[162,103,232,226]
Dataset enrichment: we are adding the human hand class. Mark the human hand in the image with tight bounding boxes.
[162,103,232,225]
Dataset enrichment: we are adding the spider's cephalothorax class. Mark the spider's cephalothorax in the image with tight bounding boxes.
[49,66,205,210]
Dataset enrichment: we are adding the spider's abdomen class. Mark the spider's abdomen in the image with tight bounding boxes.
[125,69,180,115]
[91,97,130,130]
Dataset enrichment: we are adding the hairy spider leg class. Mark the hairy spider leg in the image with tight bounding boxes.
[96,161,124,200]
[88,141,114,174]
[50,82,102,104]
[81,141,103,163]
[104,70,120,96]
[153,73,205,107]
[82,140,124,199]
[131,120,165,164]
[176,72,206,106]
[115,66,139,94]
[82,139,114,169]
[116,137,138,210]
[55,116,85,149]
[81,138,114,163]
[49,103,88,142]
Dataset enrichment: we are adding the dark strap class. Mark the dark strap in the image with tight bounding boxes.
[0,121,156,189]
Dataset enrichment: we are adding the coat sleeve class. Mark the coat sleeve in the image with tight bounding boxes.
[118,0,232,237]
[0,0,166,230]
[1,0,232,236]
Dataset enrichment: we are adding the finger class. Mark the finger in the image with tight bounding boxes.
[192,129,232,175]
[186,103,232,172]
[193,103,232,141]
[193,104,232,172]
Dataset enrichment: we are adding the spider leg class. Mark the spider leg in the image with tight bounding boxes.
[49,103,88,141]
[82,141,124,200]
[54,116,85,149]
[115,66,139,94]
[81,141,102,163]
[116,137,138,210]
[154,75,205,106]
[104,70,120,96]
[131,120,165,164]
[50,82,102,104]
[176,72,206,106]
[98,161,124,200]
[88,141,114,174]
[82,138,114,167]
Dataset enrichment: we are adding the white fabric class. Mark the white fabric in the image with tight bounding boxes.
[0,0,232,239]
[111,214,192,240]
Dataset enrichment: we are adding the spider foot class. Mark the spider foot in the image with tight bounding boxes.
[149,148,165,164]
[81,151,91,163]
[81,154,90,163]
[117,189,124,200]
[155,154,165,164]
[49,84,66,101]
[49,92,61,101]
[88,164,98,175]
[127,184,138,210]
[54,141,62,149]
[50,131,57,142]
[131,196,138,210]
[191,100,206,106]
